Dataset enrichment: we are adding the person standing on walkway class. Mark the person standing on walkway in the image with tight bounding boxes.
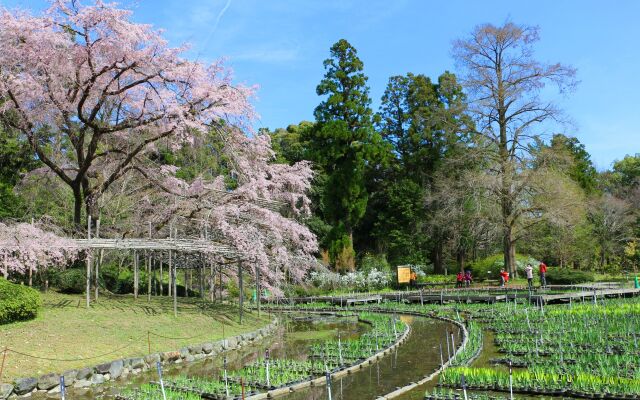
[456,271,464,288]
[499,268,509,287]
[525,263,534,290]
[464,270,473,288]
[539,261,548,288]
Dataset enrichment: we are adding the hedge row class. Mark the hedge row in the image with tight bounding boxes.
[0,278,42,324]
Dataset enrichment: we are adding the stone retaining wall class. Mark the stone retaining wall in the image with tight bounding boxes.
[0,319,279,399]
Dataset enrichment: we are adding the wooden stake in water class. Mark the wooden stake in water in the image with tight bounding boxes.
[338,334,343,365]
[509,361,514,400]
[265,349,271,387]
[156,362,167,400]
[393,318,398,340]
[439,343,444,367]
[445,331,451,360]
[59,375,65,400]
[450,332,456,355]
[224,356,229,397]
[325,370,333,400]
[461,373,468,400]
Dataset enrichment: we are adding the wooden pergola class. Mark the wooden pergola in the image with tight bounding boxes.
[73,223,258,321]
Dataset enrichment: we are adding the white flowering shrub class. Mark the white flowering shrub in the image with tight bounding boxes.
[309,268,391,292]
[309,271,340,289]
[366,268,390,289]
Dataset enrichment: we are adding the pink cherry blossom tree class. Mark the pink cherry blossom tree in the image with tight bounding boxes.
[0,222,79,280]
[0,0,254,226]
[0,1,320,292]
[133,129,319,295]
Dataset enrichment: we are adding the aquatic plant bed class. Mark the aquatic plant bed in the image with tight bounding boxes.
[122,312,408,400]
[424,388,513,400]
[117,383,208,400]
[158,376,252,399]
[440,297,640,398]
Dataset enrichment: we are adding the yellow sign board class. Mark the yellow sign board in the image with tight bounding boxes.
[397,266,411,284]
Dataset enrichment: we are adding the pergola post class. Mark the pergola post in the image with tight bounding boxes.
[86,215,92,309]
[168,258,172,297]
[238,261,243,325]
[219,265,223,301]
[170,250,176,317]
[209,260,215,302]
[256,266,260,317]
[147,251,151,301]
[199,256,205,299]
[184,268,189,298]
[159,256,163,296]
[94,219,100,301]
[134,250,139,299]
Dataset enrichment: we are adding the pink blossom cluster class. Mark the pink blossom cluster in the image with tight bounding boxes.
[0,0,255,209]
[0,222,80,278]
[132,129,319,295]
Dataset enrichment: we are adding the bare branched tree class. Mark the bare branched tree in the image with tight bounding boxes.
[452,22,577,275]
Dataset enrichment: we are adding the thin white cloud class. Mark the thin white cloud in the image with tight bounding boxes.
[232,47,299,64]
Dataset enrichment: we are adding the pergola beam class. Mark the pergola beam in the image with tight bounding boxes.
[73,238,240,256]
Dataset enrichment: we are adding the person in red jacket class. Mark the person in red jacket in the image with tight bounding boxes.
[539,262,548,288]
[456,271,464,288]
[499,269,510,287]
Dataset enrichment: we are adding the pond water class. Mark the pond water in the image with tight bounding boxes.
[36,312,454,400]
[285,315,457,400]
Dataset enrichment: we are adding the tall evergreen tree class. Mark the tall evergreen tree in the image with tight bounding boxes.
[304,39,386,270]
[367,72,471,271]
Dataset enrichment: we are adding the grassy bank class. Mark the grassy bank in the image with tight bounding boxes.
[0,292,271,380]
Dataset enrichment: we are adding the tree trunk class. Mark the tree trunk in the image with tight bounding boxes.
[456,247,465,273]
[503,225,517,277]
[72,184,83,226]
[432,240,445,274]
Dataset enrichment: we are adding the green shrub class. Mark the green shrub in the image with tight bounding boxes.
[56,268,86,294]
[545,268,595,284]
[0,278,42,324]
[358,253,391,274]
[469,254,541,281]
[419,275,452,284]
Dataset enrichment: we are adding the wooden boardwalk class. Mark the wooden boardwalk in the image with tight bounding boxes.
[267,285,639,306]
[529,287,640,304]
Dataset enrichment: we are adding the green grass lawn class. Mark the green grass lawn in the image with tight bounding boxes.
[0,292,271,380]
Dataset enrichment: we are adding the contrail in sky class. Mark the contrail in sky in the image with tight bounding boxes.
[201,0,232,51]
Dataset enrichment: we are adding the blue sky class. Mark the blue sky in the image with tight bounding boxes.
[3,0,639,169]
